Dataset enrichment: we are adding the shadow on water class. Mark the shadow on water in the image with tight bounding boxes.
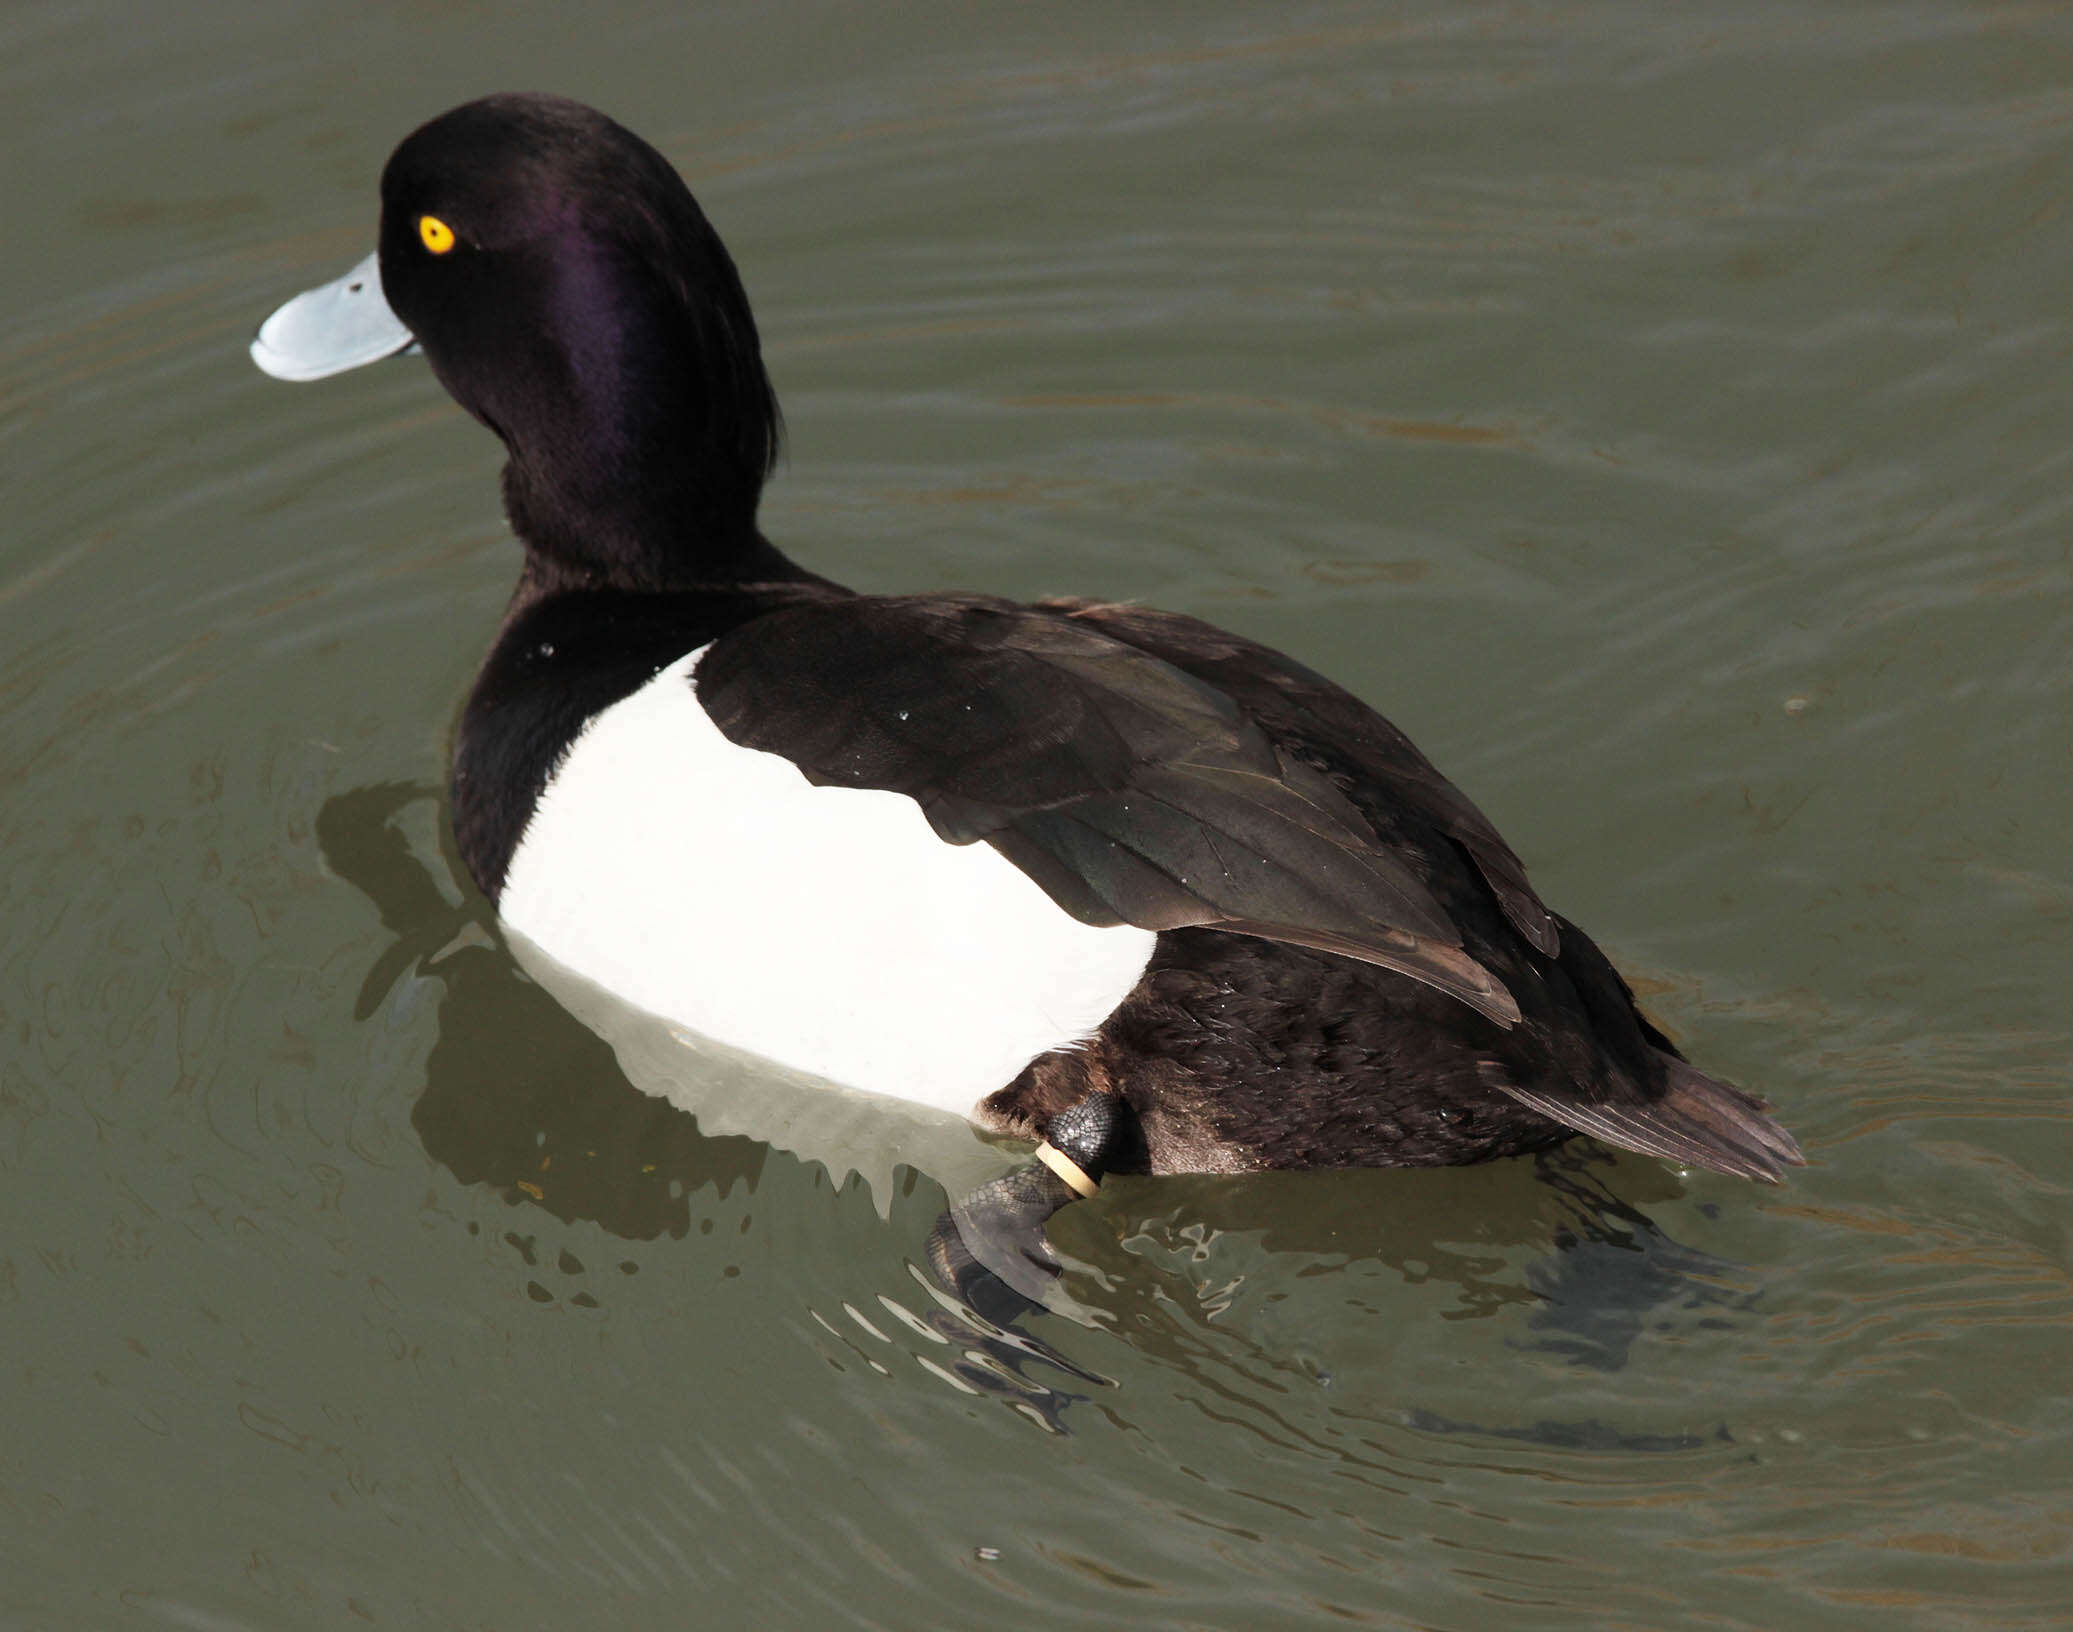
[1029,1153,1757,1450]
[319,781,1766,1446]
[316,781,768,1243]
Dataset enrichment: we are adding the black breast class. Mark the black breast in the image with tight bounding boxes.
[450,584,838,898]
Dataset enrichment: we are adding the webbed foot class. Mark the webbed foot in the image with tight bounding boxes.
[915,1090,1127,1405]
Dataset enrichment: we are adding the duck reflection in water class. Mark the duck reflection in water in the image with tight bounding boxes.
[318,783,1762,1443]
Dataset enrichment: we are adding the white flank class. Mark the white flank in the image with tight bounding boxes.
[499,648,1156,1116]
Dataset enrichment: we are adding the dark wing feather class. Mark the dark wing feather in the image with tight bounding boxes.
[1040,599,1562,956]
[694,594,1520,1027]
[1025,600,1809,1180]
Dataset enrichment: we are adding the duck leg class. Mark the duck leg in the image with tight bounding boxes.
[923,1090,1123,1330]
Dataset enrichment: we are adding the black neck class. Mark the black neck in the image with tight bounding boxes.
[500,533,835,624]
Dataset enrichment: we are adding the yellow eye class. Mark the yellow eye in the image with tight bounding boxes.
[418,215,456,255]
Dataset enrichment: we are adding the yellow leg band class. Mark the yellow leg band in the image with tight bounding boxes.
[1034,1141,1100,1199]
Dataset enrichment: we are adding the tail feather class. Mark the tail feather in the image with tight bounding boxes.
[1499,1059,1804,1183]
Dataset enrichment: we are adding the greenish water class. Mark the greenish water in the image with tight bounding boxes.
[5,3,2071,1627]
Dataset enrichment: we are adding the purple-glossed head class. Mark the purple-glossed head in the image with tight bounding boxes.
[255,94,783,586]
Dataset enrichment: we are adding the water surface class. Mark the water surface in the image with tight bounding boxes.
[4,3,2070,1627]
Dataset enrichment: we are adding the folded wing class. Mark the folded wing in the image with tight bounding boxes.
[694,594,1521,1026]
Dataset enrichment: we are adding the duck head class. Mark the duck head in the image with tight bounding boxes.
[253,93,784,588]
